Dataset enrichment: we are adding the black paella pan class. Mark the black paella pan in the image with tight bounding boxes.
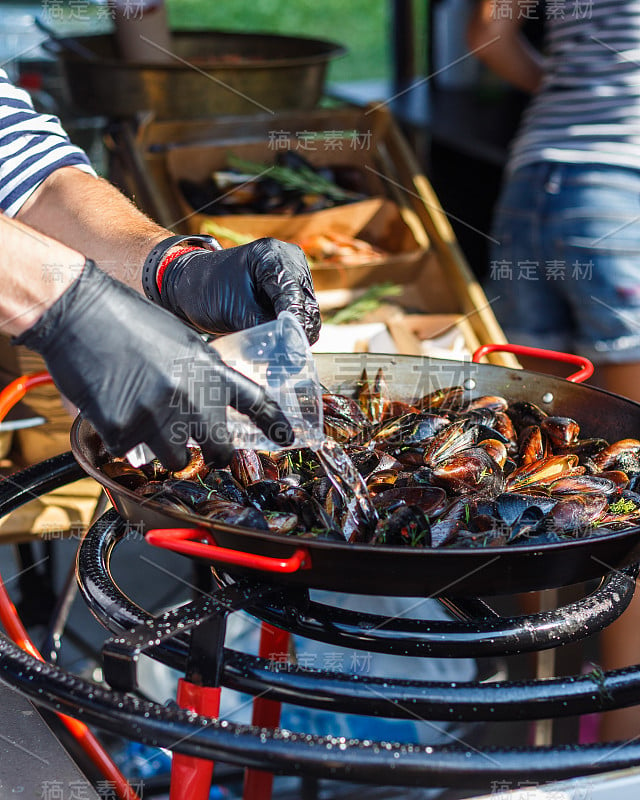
[70,349,640,597]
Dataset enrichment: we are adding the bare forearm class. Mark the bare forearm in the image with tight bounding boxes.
[467,0,544,93]
[16,167,169,291]
[0,214,83,336]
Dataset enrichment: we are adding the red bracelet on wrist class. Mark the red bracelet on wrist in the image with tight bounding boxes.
[156,246,203,293]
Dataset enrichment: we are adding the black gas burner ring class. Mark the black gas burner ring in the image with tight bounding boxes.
[3,453,640,789]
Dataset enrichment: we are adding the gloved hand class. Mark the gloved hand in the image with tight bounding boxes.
[142,235,321,344]
[15,260,294,470]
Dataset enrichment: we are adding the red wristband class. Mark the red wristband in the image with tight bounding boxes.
[156,246,203,293]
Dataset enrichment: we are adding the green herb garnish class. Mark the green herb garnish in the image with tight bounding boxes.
[324,282,404,325]
[609,497,637,515]
[227,155,359,203]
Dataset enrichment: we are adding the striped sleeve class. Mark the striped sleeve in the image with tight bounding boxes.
[0,70,96,216]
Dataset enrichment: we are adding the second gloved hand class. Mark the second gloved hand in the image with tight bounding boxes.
[145,236,321,344]
[14,260,294,470]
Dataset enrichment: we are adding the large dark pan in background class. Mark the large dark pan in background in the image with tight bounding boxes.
[71,354,640,597]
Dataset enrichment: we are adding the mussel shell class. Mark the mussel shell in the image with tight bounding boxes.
[506,454,580,491]
[245,479,281,510]
[263,511,299,534]
[258,453,280,481]
[547,474,619,497]
[275,487,337,533]
[372,486,447,518]
[322,393,369,426]
[101,461,148,491]
[159,479,211,508]
[600,470,630,489]
[476,438,508,468]
[356,367,390,424]
[416,385,466,412]
[171,446,207,481]
[324,414,365,443]
[372,504,431,547]
[464,395,509,412]
[429,498,469,547]
[442,528,508,548]
[197,498,269,531]
[394,446,428,468]
[592,439,640,474]
[496,492,557,526]
[430,448,505,496]
[369,412,420,447]
[458,408,496,427]
[230,449,264,486]
[542,492,608,534]
[556,438,609,460]
[203,470,247,505]
[366,469,401,494]
[422,420,478,467]
[506,401,548,431]
[475,425,510,445]
[346,447,383,478]
[540,416,580,448]
[518,425,546,466]
[507,506,546,544]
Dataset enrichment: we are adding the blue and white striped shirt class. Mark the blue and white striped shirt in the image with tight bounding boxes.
[0,70,95,216]
[509,0,640,173]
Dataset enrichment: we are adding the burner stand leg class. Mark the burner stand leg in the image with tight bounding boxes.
[243,623,290,800]
[171,613,226,800]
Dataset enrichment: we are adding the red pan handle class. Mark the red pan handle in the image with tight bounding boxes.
[472,344,594,384]
[145,528,311,573]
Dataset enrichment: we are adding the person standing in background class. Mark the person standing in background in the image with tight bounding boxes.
[468,0,640,741]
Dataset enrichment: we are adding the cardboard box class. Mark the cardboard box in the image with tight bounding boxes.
[113,106,517,367]
[165,139,430,291]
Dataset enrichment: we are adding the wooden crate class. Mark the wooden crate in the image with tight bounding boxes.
[116,106,518,367]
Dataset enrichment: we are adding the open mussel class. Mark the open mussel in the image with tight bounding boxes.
[356,367,391,424]
[172,446,208,481]
[506,454,581,492]
[429,448,505,496]
[592,439,640,474]
[422,420,478,467]
[518,426,547,466]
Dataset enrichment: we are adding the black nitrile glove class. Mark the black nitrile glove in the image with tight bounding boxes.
[15,260,294,470]
[142,236,321,344]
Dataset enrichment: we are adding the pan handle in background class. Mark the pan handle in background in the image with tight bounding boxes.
[472,344,594,384]
[146,528,311,574]
[0,371,53,421]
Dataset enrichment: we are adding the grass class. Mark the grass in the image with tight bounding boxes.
[166,0,392,83]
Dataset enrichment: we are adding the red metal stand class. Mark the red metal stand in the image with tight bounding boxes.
[243,623,290,800]
[170,679,222,800]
